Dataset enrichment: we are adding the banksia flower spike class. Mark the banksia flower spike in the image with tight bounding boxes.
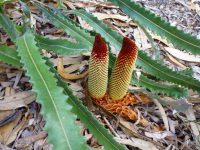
[88,35,109,99]
[109,37,138,100]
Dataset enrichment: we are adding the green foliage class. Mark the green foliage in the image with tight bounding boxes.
[35,34,89,55]
[108,0,200,55]
[140,90,192,112]
[0,7,19,41]
[131,74,188,98]
[0,0,14,5]
[0,45,21,67]
[67,9,122,50]
[35,4,94,48]
[16,31,88,150]
[0,1,200,149]
[137,51,200,91]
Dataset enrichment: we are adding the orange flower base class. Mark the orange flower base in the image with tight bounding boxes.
[93,93,149,125]
[92,93,162,131]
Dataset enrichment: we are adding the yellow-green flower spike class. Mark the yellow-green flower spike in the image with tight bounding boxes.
[109,37,138,100]
[88,35,109,99]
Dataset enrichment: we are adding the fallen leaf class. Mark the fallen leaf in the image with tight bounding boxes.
[15,131,47,149]
[0,91,36,110]
[185,107,200,137]
[165,53,187,69]
[133,28,151,50]
[6,116,26,145]
[189,2,200,16]
[68,82,83,92]
[115,137,159,150]
[151,34,172,47]
[145,131,175,140]
[51,56,83,67]
[0,143,14,150]
[93,12,129,22]
[0,111,23,145]
[165,47,200,63]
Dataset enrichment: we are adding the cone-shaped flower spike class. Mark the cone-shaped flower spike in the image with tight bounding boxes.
[88,35,109,99]
[109,37,138,100]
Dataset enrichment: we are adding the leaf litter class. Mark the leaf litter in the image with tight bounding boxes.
[0,0,200,149]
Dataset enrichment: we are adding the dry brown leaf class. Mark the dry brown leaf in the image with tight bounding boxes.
[57,58,88,80]
[15,132,47,149]
[115,137,159,150]
[189,2,200,16]
[145,131,175,140]
[51,56,82,67]
[0,112,22,145]
[0,143,15,150]
[133,28,151,50]
[166,53,187,69]
[6,116,26,145]
[151,98,169,131]
[151,34,172,47]
[0,65,6,74]
[165,47,200,63]
[68,82,83,92]
[63,60,88,73]
[168,118,178,134]
[0,91,36,110]
[67,1,117,8]
[65,1,91,30]
[93,12,129,21]
[13,71,23,89]
[1,82,13,88]
[185,107,200,137]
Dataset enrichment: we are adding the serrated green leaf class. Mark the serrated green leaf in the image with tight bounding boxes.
[142,91,192,112]
[108,0,200,55]
[20,0,31,18]
[69,9,200,93]
[0,0,15,5]
[35,3,94,48]
[0,7,18,42]
[137,51,200,92]
[16,31,88,150]
[35,34,89,55]
[67,9,122,50]
[45,60,127,150]
[0,45,20,67]
[131,74,188,98]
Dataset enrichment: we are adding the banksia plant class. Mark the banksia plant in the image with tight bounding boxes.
[109,37,138,100]
[88,35,109,99]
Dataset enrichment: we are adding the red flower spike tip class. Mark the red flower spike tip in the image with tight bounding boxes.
[108,37,138,100]
[88,35,109,99]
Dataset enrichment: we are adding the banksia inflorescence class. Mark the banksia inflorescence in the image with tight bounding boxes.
[58,35,157,128]
[109,37,138,100]
[88,35,109,99]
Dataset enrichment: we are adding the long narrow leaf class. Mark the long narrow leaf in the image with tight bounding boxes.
[35,4,94,48]
[0,45,20,67]
[0,7,18,41]
[35,35,89,55]
[137,51,200,91]
[16,31,88,150]
[108,0,200,55]
[131,74,188,98]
